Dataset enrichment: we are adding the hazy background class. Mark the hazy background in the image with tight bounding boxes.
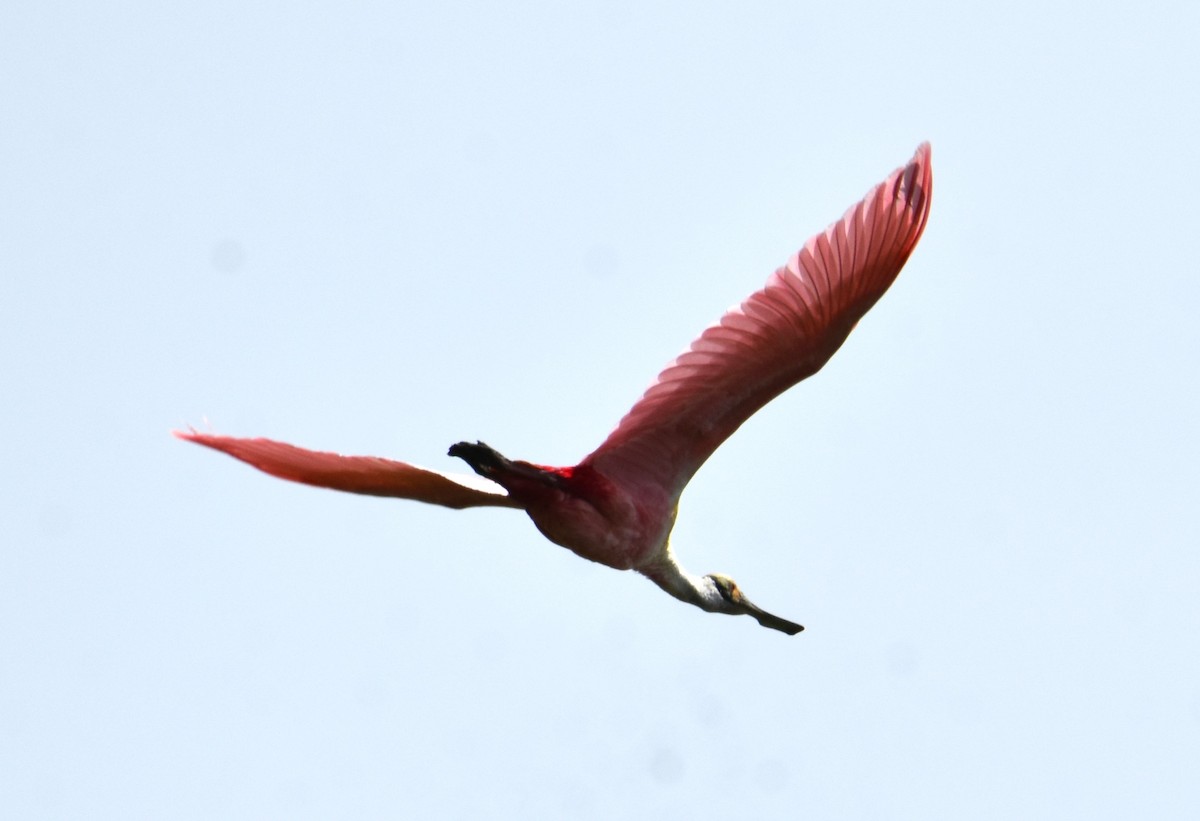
[3,1,1198,818]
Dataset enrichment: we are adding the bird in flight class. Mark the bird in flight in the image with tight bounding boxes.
[177,143,932,635]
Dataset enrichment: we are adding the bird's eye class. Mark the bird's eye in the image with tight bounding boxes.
[712,577,736,601]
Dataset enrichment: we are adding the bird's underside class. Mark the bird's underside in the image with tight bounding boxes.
[176,143,933,635]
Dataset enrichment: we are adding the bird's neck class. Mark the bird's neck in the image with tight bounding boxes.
[639,545,721,612]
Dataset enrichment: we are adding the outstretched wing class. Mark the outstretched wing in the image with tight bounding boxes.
[175,431,522,509]
[583,143,932,498]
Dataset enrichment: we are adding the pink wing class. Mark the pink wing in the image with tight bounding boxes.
[175,431,522,509]
[583,143,932,498]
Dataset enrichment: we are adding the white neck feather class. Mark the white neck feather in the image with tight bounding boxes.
[639,545,723,612]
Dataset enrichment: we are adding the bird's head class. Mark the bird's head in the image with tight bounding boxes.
[703,573,804,635]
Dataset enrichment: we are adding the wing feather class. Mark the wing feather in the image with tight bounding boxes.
[584,143,932,497]
[175,431,522,510]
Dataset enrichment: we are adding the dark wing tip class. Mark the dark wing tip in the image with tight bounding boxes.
[899,141,933,230]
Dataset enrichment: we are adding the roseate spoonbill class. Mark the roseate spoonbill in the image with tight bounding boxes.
[177,143,932,635]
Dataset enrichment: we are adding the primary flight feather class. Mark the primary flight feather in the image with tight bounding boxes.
[178,143,933,635]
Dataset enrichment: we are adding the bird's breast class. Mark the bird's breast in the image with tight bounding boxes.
[523,496,641,569]
[522,467,673,571]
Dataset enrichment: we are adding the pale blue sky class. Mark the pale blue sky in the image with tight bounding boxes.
[3,1,1198,818]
